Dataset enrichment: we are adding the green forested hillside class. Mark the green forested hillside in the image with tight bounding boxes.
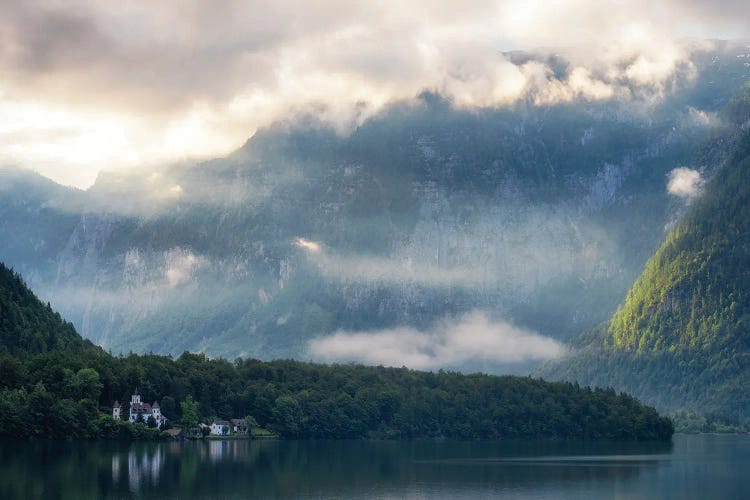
[0,261,672,440]
[543,87,750,421]
[0,262,95,355]
[608,135,750,353]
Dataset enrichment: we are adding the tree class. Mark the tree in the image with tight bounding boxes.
[180,395,199,430]
[74,368,103,402]
[28,383,53,432]
[62,368,102,402]
[160,396,177,420]
[272,395,303,437]
[0,355,25,390]
[147,415,157,428]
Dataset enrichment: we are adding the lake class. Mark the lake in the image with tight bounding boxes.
[0,434,747,499]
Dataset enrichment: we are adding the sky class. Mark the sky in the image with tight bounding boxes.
[1,0,749,188]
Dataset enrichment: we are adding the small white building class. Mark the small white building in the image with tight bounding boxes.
[210,420,231,435]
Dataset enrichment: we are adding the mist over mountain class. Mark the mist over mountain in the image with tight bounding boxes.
[1,42,749,372]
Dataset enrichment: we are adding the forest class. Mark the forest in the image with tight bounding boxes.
[0,261,673,441]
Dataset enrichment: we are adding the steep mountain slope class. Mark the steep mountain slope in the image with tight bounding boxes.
[1,43,749,366]
[542,87,750,418]
[0,261,95,355]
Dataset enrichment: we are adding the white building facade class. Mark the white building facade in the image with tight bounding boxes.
[210,420,231,435]
[113,390,167,429]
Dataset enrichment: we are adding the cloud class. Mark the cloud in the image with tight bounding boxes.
[119,247,208,291]
[301,249,488,288]
[681,107,720,128]
[294,202,620,295]
[164,249,205,288]
[667,167,703,197]
[41,160,275,216]
[0,1,748,187]
[308,310,566,369]
[294,237,321,253]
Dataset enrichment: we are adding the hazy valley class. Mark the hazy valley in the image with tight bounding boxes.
[2,43,749,379]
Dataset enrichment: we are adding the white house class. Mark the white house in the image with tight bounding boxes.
[210,420,231,435]
[112,390,167,429]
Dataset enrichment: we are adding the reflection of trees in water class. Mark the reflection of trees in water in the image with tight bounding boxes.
[229,440,673,498]
[112,439,673,498]
[0,439,674,498]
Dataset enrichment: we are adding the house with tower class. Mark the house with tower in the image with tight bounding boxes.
[112,390,167,429]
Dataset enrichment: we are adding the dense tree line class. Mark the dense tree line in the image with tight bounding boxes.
[0,349,673,441]
[541,344,750,429]
[0,261,672,441]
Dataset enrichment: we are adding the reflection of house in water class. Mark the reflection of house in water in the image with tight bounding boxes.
[128,452,140,492]
[204,440,251,462]
[150,446,161,479]
[111,446,165,493]
[112,454,120,482]
[208,439,231,462]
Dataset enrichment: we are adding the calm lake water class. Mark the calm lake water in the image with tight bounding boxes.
[0,434,748,499]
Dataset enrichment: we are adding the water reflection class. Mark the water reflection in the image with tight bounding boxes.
[0,436,747,499]
[111,446,166,493]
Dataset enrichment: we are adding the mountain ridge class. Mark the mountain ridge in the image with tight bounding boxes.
[1,44,749,368]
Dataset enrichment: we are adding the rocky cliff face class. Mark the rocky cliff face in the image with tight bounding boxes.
[1,44,748,369]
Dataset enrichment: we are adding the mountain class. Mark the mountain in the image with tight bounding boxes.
[541,85,750,420]
[1,42,750,367]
